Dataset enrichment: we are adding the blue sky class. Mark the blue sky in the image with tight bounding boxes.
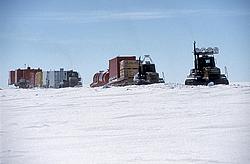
[0,0,249,87]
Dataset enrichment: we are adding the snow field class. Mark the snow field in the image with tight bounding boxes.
[0,83,250,164]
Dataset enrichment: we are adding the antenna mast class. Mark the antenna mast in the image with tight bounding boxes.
[193,41,198,70]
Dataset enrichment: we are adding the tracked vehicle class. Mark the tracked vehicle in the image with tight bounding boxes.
[134,55,164,85]
[185,41,229,85]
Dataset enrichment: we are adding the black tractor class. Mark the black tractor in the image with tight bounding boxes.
[59,70,82,88]
[185,41,229,85]
[134,55,164,85]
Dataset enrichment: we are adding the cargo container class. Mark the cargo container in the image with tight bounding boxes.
[51,69,67,88]
[9,67,81,88]
[15,69,24,84]
[120,68,138,81]
[109,56,136,81]
[120,60,139,70]
[42,68,81,88]
[8,71,15,85]
[42,71,49,88]
[9,67,42,88]
[35,71,43,87]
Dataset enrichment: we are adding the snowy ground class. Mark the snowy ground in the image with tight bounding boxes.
[0,83,250,164]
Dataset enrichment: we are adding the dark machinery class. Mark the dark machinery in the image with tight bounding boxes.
[134,55,164,85]
[17,79,30,88]
[60,70,82,88]
[185,41,229,85]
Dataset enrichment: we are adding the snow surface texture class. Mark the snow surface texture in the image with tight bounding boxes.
[0,83,250,164]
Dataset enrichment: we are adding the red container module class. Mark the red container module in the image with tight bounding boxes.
[109,56,136,81]
[15,69,24,84]
[8,71,15,85]
[10,67,42,88]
